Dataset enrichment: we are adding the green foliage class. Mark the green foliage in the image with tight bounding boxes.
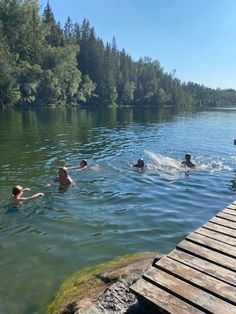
[0,0,235,108]
[0,60,20,106]
[64,16,75,44]
[121,81,135,103]
[16,60,42,103]
[42,1,65,47]
[78,75,96,103]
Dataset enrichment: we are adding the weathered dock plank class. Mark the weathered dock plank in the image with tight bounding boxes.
[227,203,236,210]
[130,201,236,313]
[202,221,236,238]
[168,249,236,287]
[194,227,236,246]
[223,208,236,216]
[131,278,204,314]
[177,239,236,271]
[186,232,236,257]
[210,216,236,229]
[216,211,236,222]
[143,268,236,313]
[153,256,236,304]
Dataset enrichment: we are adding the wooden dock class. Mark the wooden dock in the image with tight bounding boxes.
[130,201,236,313]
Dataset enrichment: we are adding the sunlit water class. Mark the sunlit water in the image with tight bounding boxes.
[0,107,235,313]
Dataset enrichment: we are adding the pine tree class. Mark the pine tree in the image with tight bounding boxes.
[64,16,75,44]
[43,0,65,46]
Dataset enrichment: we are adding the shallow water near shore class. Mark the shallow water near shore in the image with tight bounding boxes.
[0,106,235,313]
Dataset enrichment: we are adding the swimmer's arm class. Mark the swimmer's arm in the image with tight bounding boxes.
[23,187,31,192]
[68,176,74,185]
[19,193,44,201]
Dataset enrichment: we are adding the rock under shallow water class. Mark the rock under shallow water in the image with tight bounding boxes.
[96,277,140,313]
[49,252,162,314]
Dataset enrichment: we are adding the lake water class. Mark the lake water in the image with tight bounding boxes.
[0,106,235,313]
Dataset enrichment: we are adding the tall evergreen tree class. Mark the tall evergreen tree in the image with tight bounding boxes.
[42,0,65,46]
[64,16,75,44]
[0,0,235,108]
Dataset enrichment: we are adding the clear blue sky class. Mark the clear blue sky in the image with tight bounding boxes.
[39,0,236,90]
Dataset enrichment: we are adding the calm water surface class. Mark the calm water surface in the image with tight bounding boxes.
[0,107,235,313]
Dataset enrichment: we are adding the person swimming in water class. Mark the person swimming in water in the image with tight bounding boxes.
[181,154,196,168]
[133,159,145,168]
[79,159,88,170]
[12,185,44,202]
[54,166,73,185]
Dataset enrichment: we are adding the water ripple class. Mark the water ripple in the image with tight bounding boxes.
[0,108,236,313]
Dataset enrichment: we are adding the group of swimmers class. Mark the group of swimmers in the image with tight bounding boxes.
[133,154,196,169]
[11,159,88,203]
[11,155,195,203]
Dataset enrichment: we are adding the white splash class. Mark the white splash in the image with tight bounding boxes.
[145,150,233,178]
[145,150,183,180]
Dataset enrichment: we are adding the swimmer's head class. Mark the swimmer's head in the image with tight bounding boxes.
[185,154,191,161]
[80,159,88,169]
[134,159,144,168]
[58,166,68,177]
[12,185,23,196]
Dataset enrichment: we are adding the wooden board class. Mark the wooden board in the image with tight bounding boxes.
[177,240,236,271]
[130,202,236,314]
[143,268,236,314]
[153,256,236,304]
[130,278,204,314]
[186,232,236,257]
[227,203,236,210]
[202,222,236,238]
[210,216,236,230]
[223,208,236,216]
[168,249,236,287]
[216,212,236,223]
[194,227,236,246]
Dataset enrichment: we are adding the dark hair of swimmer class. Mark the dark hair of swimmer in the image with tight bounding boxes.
[182,154,195,168]
[185,154,191,161]
[80,159,88,168]
[133,159,144,168]
[58,166,68,177]
[12,185,23,196]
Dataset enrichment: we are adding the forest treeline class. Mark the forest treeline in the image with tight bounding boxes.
[0,0,236,108]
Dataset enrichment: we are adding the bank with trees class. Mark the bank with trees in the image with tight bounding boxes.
[1,0,235,108]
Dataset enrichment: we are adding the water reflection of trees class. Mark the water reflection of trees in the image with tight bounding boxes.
[0,107,201,171]
[0,106,201,140]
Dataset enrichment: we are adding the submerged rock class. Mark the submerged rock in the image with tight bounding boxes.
[48,252,163,314]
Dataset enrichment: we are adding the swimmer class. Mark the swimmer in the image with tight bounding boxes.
[54,166,73,185]
[133,159,145,168]
[12,185,44,202]
[79,159,88,170]
[181,154,195,169]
